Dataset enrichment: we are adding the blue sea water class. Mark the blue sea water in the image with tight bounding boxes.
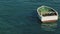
[0,0,60,34]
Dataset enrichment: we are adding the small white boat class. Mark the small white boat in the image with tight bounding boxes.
[37,6,58,23]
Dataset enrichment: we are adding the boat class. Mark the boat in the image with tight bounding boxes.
[37,6,58,23]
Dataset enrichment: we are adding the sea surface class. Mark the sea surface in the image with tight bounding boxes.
[0,0,60,34]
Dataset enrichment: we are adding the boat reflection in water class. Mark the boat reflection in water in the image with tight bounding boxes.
[37,6,58,31]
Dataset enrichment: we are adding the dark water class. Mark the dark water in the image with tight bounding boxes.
[0,0,60,34]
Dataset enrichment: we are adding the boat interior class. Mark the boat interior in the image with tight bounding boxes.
[41,9,57,17]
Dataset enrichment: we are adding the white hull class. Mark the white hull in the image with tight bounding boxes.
[37,6,58,22]
[41,16,58,22]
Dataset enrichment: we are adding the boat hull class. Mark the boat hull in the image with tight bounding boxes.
[41,16,58,22]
